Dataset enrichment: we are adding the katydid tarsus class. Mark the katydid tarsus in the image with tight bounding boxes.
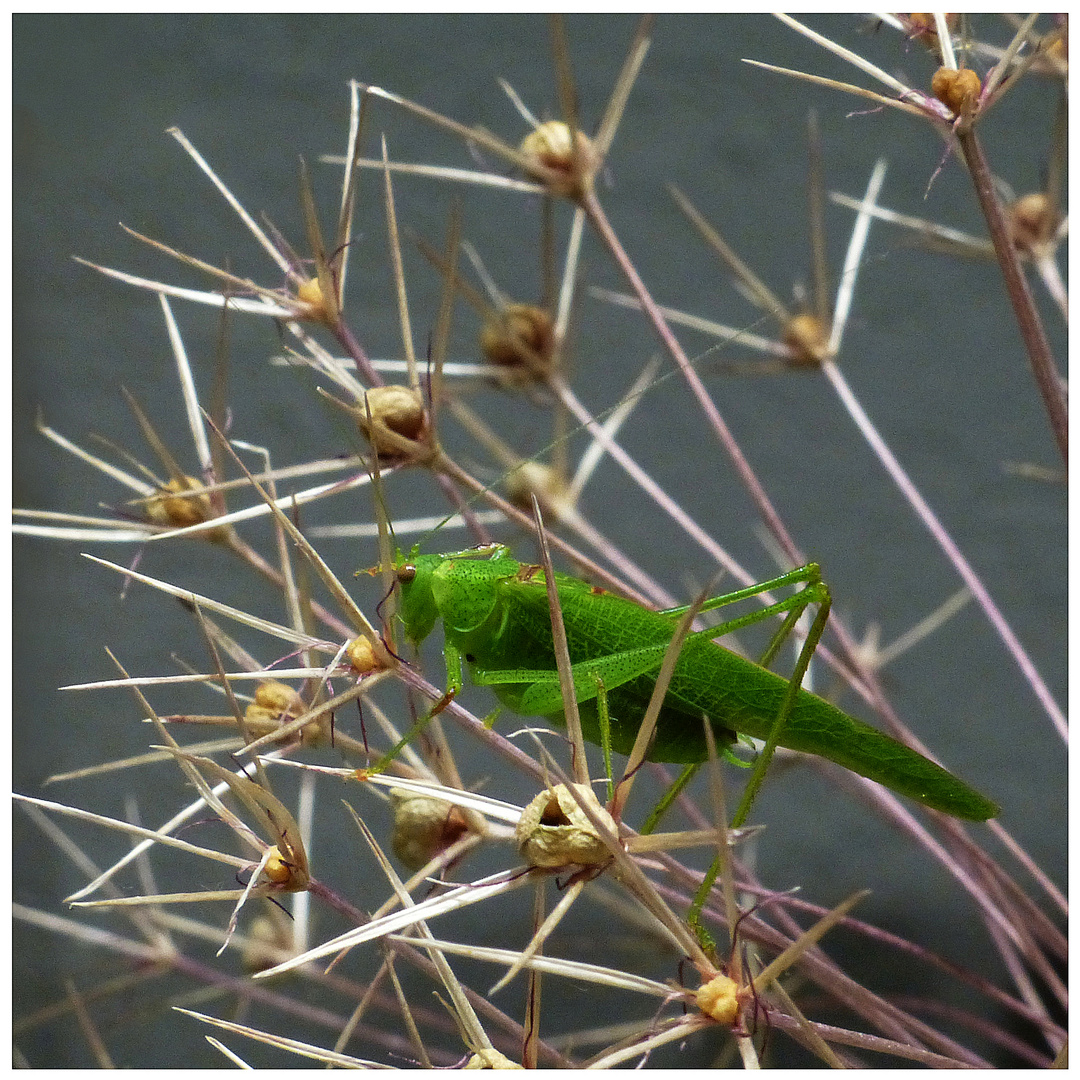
[390,543,999,822]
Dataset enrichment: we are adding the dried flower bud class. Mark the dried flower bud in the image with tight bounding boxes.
[345,635,380,674]
[355,385,428,461]
[479,303,555,376]
[144,475,217,531]
[906,13,958,43]
[464,1049,523,1069]
[295,275,334,323]
[251,680,305,717]
[519,121,596,196]
[1007,192,1059,256]
[516,783,616,869]
[244,680,324,745]
[262,844,307,889]
[390,789,483,870]
[930,66,981,115]
[504,462,570,520]
[782,313,830,365]
[697,972,740,1026]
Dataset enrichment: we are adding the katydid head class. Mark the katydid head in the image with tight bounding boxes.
[393,549,440,646]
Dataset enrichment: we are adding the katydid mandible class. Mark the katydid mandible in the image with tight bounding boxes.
[391,544,998,821]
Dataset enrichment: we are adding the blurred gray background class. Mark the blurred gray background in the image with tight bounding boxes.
[14,14,1065,1068]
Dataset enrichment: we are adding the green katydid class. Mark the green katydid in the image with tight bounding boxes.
[389,543,998,821]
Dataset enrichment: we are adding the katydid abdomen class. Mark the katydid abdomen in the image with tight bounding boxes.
[395,547,998,820]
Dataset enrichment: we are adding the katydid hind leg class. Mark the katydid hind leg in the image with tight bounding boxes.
[732,585,831,827]
[658,563,823,619]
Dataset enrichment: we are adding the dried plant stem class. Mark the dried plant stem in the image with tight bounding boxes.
[821,359,1067,742]
[581,189,804,568]
[956,128,1067,464]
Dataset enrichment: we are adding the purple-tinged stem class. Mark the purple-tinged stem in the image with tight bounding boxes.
[334,320,383,387]
[581,189,805,569]
[957,128,1067,465]
[821,359,1067,743]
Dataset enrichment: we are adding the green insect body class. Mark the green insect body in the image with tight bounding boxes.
[394,545,998,821]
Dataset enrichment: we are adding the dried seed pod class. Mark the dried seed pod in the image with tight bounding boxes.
[244,680,323,744]
[479,303,555,376]
[518,121,596,196]
[1007,192,1059,255]
[263,845,299,885]
[905,13,958,45]
[696,972,740,1026]
[390,789,484,870]
[355,385,429,462]
[782,312,830,365]
[515,783,616,869]
[345,634,380,674]
[930,66,981,115]
[504,461,570,521]
[464,1049,523,1069]
[144,475,229,540]
[295,275,333,323]
[249,680,305,718]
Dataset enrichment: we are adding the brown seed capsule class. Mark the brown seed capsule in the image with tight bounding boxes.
[252,680,305,716]
[355,385,428,461]
[906,13,958,42]
[390,789,483,871]
[479,303,555,376]
[782,312,830,365]
[144,475,226,538]
[1007,192,1058,255]
[516,783,616,869]
[504,462,569,520]
[518,121,596,196]
[244,680,322,745]
[295,275,336,324]
[262,845,300,886]
[697,972,740,1026]
[930,66,981,115]
[345,635,380,674]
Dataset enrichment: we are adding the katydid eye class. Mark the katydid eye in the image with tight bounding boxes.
[397,565,417,584]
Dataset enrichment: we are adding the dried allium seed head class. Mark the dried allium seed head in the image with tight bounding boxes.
[356,385,428,461]
[697,972,740,1026]
[390,790,482,870]
[1007,192,1058,255]
[782,312,830,365]
[520,120,578,171]
[906,13,958,41]
[263,845,300,886]
[145,475,225,537]
[479,303,556,374]
[245,680,324,745]
[504,461,570,522]
[251,680,305,717]
[516,783,616,869]
[930,66,981,114]
[345,635,380,674]
[518,121,596,195]
[296,276,333,323]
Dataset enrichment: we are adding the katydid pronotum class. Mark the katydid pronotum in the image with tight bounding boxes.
[389,544,998,821]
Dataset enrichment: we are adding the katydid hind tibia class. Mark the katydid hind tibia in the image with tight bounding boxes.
[391,544,998,821]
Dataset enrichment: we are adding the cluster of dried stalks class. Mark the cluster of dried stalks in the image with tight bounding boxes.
[14,14,1066,1069]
